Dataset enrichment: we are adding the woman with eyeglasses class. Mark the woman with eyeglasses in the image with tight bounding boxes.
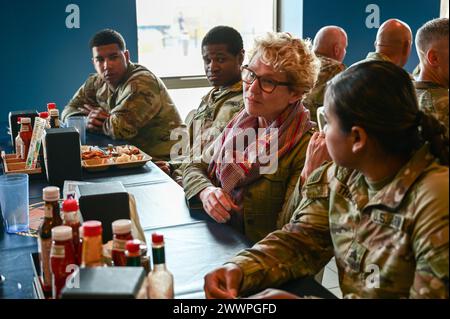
[183,32,320,243]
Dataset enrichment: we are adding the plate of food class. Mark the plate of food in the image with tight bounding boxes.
[81,145,152,172]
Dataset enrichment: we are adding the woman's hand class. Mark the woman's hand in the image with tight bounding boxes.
[300,131,331,185]
[199,186,240,223]
[204,264,243,299]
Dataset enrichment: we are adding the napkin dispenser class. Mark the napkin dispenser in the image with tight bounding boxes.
[43,127,82,188]
[8,110,39,148]
[76,181,130,243]
[61,267,146,299]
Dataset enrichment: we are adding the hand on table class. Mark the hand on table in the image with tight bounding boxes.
[78,104,110,132]
[199,186,241,223]
[204,263,243,299]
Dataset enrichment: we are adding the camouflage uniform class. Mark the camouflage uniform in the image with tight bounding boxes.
[302,54,345,123]
[61,63,183,161]
[171,81,244,180]
[414,81,449,137]
[229,145,449,298]
[364,51,393,63]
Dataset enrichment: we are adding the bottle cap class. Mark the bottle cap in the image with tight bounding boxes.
[17,117,21,124]
[47,103,57,110]
[49,109,59,117]
[21,117,31,124]
[83,221,102,237]
[112,219,132,235]
[52,226,73,241]
[62,199,78,212]
[152,233,164,244]
[126,239,141,253]
[39,112,49,119]
[43,186,60,202]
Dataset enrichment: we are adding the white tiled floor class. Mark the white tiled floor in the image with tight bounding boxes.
[321,257,342,299]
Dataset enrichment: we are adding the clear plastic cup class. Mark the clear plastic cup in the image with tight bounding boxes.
[66,116,87,145]
[0,174,29,233]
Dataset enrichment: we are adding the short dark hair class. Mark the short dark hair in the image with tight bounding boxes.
[89,29,126,51]
[326,60,448,164]
[201,26,243,55]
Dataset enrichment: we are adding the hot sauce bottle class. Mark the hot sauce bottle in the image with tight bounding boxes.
[50,226,75,299]
[62,199,81,265]
[111,219,133,266]
[38,186,62,293]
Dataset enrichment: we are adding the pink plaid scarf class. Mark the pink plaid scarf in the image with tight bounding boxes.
[207,101,312,199]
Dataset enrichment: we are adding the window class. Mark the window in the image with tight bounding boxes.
[136,0,277,88]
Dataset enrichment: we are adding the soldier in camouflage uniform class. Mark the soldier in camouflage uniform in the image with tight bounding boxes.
[303,26,347,123]
[204,61,449,299]
[353,19,412,68]
[156,26,245,184]
[413,18,449,137]
[61,29,183,161]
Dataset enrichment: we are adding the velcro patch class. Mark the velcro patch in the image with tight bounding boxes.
[370,210,405,232]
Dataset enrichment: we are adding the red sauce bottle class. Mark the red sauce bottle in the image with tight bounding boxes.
[50,226,75,299]
[62,199,81,266]
[111,219,133,266]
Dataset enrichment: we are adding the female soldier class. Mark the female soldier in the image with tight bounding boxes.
[204,61,449,299]
[183,32,320,243]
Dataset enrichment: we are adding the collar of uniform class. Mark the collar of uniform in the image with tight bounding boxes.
[315,53,340,66]
[204,80,243,103]
[366,51,392,63]
[363,144,435,211]
[414,80,447,90]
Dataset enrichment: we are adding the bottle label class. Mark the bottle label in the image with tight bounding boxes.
[112,239,127,251]
[152,246,166,264]
[38,237,52,288]
[50,245,65,258]
[21,125,30,132]
[64,211,78,223]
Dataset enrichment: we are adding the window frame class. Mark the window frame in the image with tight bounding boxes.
[136,0,280,90]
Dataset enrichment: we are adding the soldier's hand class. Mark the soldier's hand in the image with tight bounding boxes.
[246,288,301,299]
[204,264,243,299]
[78,104,94,116]
[86,108,110,132]
[199,186,240,223]
[154,161,171,175]
[300,131,331,185]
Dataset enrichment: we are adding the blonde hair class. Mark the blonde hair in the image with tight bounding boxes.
[248,32,320,95]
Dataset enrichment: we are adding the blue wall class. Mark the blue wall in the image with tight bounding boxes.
[0,0,137,121]
[301,0,441,72]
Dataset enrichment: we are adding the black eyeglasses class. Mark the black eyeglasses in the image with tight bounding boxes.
[241,65,291,94]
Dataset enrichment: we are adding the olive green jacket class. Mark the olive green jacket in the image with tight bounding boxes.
[183,130,313,243]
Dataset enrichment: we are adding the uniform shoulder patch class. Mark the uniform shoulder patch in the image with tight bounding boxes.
[305,162,334,186]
